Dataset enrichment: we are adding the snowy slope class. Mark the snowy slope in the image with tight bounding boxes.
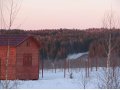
[67,52,88,60]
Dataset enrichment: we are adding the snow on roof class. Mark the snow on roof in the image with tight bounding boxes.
[66,52,88,60]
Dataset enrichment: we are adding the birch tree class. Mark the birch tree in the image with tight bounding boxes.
[0,0,22,29]
[0,0,23,89]
[98,9,120,89]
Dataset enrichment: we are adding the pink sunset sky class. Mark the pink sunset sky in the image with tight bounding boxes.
[3,0,120,30]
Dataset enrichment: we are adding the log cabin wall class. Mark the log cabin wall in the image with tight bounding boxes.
[0,46,16,80]
[16,37,40,80]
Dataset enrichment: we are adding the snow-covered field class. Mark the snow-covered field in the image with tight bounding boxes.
[17,68,103,89]
[1,67,120,89]
[1,52,120,89]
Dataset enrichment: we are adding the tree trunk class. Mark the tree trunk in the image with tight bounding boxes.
[85,61,87,78]
[5,40,10,89]
[106,32,111,89]
[64,59,67,78]
[41,59,44,78]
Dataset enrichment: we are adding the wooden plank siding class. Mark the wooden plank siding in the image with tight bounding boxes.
[0,35,40,80]
[0,46,16,80]
[16,37,40,80]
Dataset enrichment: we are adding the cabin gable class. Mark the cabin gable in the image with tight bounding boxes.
[16,37,40,80]
[0,35,40,80]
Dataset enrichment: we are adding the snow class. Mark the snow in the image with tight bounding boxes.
[1,51,119,89]
[66,52,88,60]
[18,69,80,89]
[17,68,100,89]
[1,67,120,89]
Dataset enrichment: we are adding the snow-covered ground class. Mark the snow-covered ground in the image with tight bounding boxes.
[1,52,119,89]
[1,67,120,89]
[17,68,103,89]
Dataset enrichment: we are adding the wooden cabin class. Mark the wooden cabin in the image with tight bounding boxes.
[0,34,40,80]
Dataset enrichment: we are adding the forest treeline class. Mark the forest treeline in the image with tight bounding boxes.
[0,28,120,63]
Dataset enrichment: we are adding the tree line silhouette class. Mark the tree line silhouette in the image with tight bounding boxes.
[0,28,120,67]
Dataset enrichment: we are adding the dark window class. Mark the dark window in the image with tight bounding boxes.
[23,54,32,66]
[26,41,30,47]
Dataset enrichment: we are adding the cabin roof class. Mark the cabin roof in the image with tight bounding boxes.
[0,34,35,46]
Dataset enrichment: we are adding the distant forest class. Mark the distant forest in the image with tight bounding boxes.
[0,28,120,62]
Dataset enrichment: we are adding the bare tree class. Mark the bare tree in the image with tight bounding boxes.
[0,0,23,89]
[0,0,6,29]
[0,0,22,29]
[98,9,120,89]
[0,40,20,89]
[80,70,89,89]
[97,67,120,89]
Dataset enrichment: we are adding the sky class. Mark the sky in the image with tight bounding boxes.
[1,0,120,30]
